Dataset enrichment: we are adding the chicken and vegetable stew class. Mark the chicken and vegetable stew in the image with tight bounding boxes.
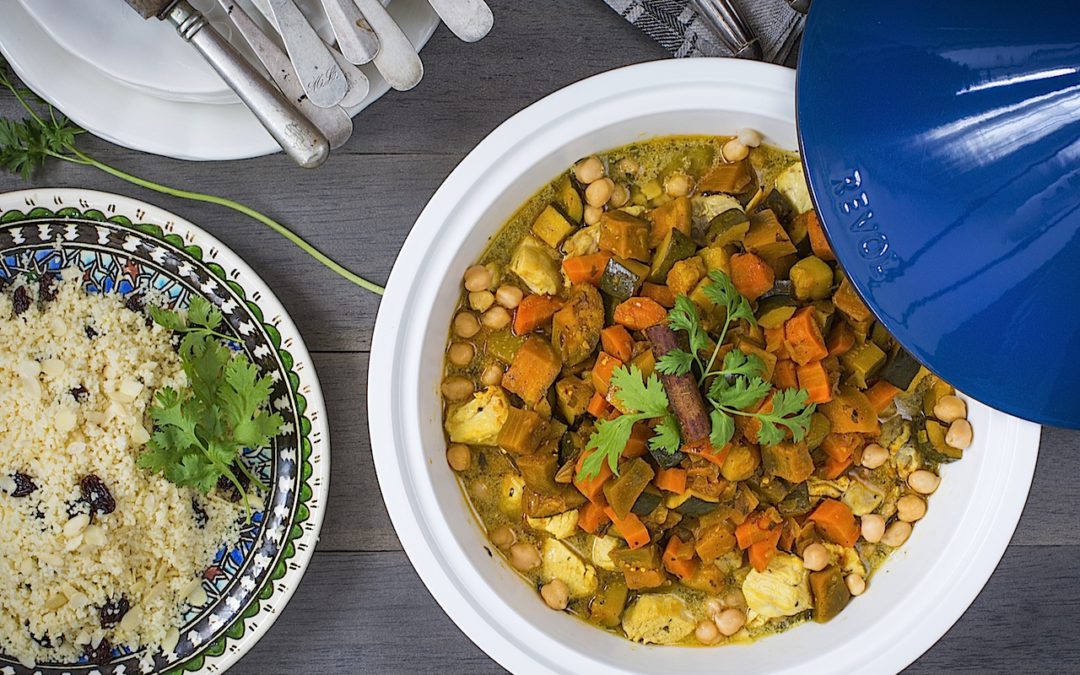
[440,134,974,645]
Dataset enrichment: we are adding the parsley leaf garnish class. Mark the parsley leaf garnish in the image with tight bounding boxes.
[139,298,283,520]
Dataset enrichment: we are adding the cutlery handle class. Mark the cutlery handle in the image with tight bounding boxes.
[322,0,379,65]
[267,0,348,108]
[690,0,763,60]
[166,1,329,167]
[351,0,423,91]
[424,0,493,43]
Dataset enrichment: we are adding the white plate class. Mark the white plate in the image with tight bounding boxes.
[0,0,438,160]
[368,59,1042,675]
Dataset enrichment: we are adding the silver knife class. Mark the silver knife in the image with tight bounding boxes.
[218,0,353,148]
[123,0,328,167]
[267,0,348,108]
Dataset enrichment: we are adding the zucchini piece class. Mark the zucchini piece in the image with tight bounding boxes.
[778,482,812,517]
[756,188,796,225]
[744,209,798,260]
[516,451,561,495]
[631,486,664,516]
[757,295,798,329]
[759,279,795,302]
[921,376,955,416]
[870,321,893,352]
[840,341,887,389]
[599,256,648,301]
[880,347,922,389]
[809,565,851,623]
[706,208,751,247]
[649,445,686,469]
[556,175,584,224]
[674,495,721,517]
[699,159,754,194]
[916,414,962,463]
[603,458,655,519]
[590,581,629,627]
[498,407,547,455]
[789,256,834,301]
[532,203,577,248]
[485,329,525,363]
[648,228,696,283]
[804,412,832,451]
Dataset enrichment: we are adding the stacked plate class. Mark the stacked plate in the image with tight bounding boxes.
[0,0,439,160]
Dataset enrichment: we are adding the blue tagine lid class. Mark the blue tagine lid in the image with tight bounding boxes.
[796,0,1080,428]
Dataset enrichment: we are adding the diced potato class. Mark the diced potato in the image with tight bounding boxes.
[444,386,510,445]
[775,162,814,214]
[691,194,743,229]
[590,535,623,571]
[541,539,598,598]
[621,594,695,645]
[532,204,577,248]
[741,553,813,619]
[666,256,706,297]
[527,510,580,539]
[509,235,563,296]
[698,245,732,275]
[499,472,525,518]
[561,224,600,258]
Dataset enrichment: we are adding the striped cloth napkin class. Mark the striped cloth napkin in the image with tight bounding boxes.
[602,0,804,64]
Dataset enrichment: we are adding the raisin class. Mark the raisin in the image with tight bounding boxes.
[80,474,116,515]
[38,273,58,302]
[124,292,145,313]
[98,597,130,629]
[26,622,58,648]
[192,498,208,528]
[85,325,98,339]
[216,470,250,503]
[70,385,89,403]
[10,472,37,497]
[12,286,31,315]
[83,638,112,665]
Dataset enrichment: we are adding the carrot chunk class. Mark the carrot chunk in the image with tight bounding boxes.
[729,252,775,301]
[604,507,650,549]
[578,500,610,534]
[640,282,676,309]
[613,297,667,331]
[784,306,829,365]
[592,352,623,396]
[797,360,833,403]
[865,380,901,413]
[512,294,564,335]
[654,467,688,494]
[600,325,634,362]
[562,252,612,286]
[808,498,860,547]
[662,536,699,580]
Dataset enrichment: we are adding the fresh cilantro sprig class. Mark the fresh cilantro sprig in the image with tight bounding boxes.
[0,59,383,295]
[139,297,283,520]
[577,365,681,482]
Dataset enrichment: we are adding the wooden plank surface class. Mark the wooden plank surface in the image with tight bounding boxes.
[1,0,1078,672]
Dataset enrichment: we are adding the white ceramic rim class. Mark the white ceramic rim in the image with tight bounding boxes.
[0,188,331,673]
[369,58,1041,675]
[0,0,439,161]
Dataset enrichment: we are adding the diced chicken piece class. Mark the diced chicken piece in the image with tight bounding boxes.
[509,235,562,296]
[775,162,814,214]
[822,543,867,577]
[590,535,623,571]
[499,472,525,518]
[444,386,509,445]
[691,194,743,229]
[806,476,850,499]
[541,539,598,598]
[842,476,885,516]
[741,553,814,619]
[526,510,580,539]
[621,594,695,645]
[561,224,601,258]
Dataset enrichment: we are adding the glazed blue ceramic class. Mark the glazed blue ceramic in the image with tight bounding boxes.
[797,0,1080,428]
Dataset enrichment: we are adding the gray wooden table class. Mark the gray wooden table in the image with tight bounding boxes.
[2,2,1078,673]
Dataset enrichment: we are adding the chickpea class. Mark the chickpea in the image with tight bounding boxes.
[704,598,723,617]
[446,444,472,471]
[933,395,967,423]
[469,290,495,312]
[846,573,866,596]
[908,469,941,495]
[585,178,615,207]
[881,521,913,547]
[617,157,640,175]
[574,156,605,184]
[664,172,692,198]
[716,608,745,637]
[509,543,541,571]
[695,619,721,645]
[480,364,504,387]
[722,589,745,608]
[441,376,474,402]
[801,543,830,571]
[490,525,516,550]
[610,183,630,208]
[447,342,475,367]
[737,127,764,148]
[582,205,603,226]
[945,418,973,450]
[471,480,491,502]
[722,138,750,162]
[540,579,570,610]
[463,264,492,292]
[482,306,512,331]
[861,514,886,543]
[861,443,889,469]
[495,285,523,309]
[897,494,927,522]
[453,312,481,338]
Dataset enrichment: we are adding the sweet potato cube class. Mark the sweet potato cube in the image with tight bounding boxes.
[503,336,562,406]
[744,209,797,260]
[599,210,651,262]
[647,195,692,247]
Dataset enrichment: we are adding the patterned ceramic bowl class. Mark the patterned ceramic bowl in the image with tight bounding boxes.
[0,189,329,674]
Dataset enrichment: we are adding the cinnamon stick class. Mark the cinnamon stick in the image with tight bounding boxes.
[645,324,711,443]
